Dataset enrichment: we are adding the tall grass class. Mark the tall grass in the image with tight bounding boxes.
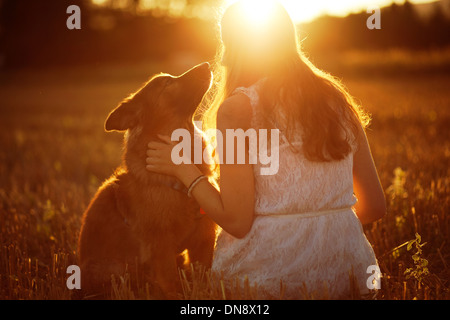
[0,53,449,300]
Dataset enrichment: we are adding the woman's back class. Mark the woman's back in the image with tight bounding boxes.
[211,81,379,299]
[236,80,357,215]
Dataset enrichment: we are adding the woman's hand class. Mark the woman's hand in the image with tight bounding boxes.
[146,134,204,187]
[145,93,255,239]
[146,132,209,204]
[146,134,181,177]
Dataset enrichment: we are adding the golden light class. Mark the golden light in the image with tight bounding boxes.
[225,0,437,24]
[91,0,108,6]
[224,0,330,24]
[281,0,328,23]
[239,0,277,26]
[91,0,438,23]
[281,0,371,23]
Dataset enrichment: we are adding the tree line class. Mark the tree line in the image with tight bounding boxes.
[0,0,449,68]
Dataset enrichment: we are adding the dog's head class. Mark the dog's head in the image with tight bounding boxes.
[104,62,212,180]
[105,62,212,133]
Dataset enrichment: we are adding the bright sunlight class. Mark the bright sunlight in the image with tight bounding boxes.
[225,0,438,23]
[224,0,374,24]
[92,0,439,23]
[239,0,276,25]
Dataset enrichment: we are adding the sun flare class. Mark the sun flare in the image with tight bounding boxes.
[224,0,332,24]
[239,0,276,26]
[224,0,391,24]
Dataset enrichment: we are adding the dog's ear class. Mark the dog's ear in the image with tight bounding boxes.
[104,100,140,132]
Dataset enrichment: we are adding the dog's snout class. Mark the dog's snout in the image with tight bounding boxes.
[178,62,211,82]
[198,62,210,71]
[192,62,211,78]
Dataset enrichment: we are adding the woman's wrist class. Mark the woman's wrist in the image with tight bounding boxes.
[175,163,204,189]
[187,175,208,198]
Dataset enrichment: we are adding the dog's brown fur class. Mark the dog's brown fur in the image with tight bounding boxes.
[77,63,216,299]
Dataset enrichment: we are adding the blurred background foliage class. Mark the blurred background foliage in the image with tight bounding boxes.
[0,0,449,71]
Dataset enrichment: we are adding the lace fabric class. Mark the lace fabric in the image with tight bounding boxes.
[211,80,379,299]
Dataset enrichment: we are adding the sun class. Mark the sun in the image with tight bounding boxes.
[239,0,276,25]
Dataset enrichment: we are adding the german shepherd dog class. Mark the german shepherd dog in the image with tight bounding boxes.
[78,63,216,299]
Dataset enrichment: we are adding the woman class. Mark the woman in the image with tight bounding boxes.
[145,0,386,299]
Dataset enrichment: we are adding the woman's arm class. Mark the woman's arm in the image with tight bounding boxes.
[146,93,255,238]
[352,123,387,224]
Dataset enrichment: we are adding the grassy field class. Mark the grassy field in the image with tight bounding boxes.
[0,52,449,300]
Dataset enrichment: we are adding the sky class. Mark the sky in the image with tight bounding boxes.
[254,0,439,23]
[92,0,439,23]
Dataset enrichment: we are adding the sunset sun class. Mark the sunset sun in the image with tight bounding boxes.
[238,0,276,25]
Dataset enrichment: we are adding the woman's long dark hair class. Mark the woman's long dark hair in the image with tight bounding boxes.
[196,0,370,176]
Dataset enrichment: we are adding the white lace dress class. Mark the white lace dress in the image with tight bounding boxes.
[211,80,379,299]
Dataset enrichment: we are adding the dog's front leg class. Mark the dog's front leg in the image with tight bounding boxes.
[184,215,216,269]
[140,241,181,299]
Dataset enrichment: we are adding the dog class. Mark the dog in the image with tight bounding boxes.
[77,62,216,299]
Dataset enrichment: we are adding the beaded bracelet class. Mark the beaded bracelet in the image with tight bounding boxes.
[187,175,208,198]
